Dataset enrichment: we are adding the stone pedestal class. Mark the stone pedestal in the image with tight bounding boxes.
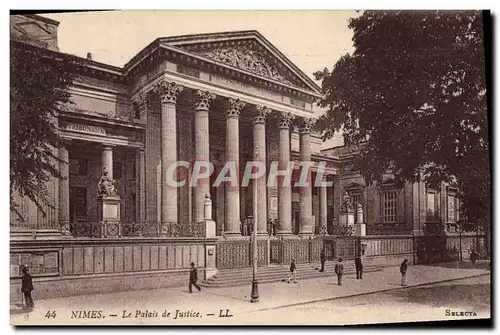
[98,195,121,221]
[204,194,217,279]
[354,223,366,237]
[204,194,216,238]
[339,210,355,226]
[98,195,121,237]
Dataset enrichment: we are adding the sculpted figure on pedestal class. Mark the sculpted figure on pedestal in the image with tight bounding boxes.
[341,191,353,212]
[98,168,117,196]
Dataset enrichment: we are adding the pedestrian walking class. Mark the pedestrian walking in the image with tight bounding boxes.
[287,258,298,283]
[355,253,363,279]
[400,259,408,286]
[334,258,344,285]
[188,262,201,293]
[20,266,34,309]
[319,249,326,272]
[470,250,478,268]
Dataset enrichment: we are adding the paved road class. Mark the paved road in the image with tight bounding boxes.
[11,265,489,325]
[236,275,491,325]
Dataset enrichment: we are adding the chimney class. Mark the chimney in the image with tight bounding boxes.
[87,53,92,60]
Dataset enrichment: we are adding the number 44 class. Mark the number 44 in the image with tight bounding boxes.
[45,310,56,319]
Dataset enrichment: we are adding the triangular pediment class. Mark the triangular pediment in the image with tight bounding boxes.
[160,31,320,94]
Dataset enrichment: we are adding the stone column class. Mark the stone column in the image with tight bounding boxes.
[319,182,328,235]
[224,99,245,236]
[194,90,216,223]
[153,81,183,223]
[277,112,294,236]
[102,145,114,179]
[298,118,315,237]
[59,145,70,226]
[254,106,270,235]
[136,148,146,222]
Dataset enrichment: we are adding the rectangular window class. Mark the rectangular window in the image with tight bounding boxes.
[382,190,397,223]
[350,192,363,210]
[426,192,437,220]
[447,195,456,222]
[69,158,88,176]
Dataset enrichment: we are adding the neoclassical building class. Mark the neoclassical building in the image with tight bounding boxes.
[10,14,477,297]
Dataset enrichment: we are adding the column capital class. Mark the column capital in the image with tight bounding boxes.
[254,105,271,124]
[153,81,183,105]
[227,98,246,118]
[195,90,216,110]
[300,117,317,134]
[279,112,295,129]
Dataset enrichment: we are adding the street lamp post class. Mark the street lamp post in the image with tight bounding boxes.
[251,146,259,303]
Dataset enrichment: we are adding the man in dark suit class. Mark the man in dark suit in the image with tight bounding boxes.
[355,253,363,279]
[334,258,344,285]
[189,262,201,293]
[21,266,34,308]
[319,249,326,272]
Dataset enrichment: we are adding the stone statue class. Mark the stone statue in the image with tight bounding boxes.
[341,191,353,212]
[98,168,117,196]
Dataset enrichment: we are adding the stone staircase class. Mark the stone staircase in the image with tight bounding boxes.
[200,261,385,288]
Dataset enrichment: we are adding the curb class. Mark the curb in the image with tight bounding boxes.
[241,271,490,314]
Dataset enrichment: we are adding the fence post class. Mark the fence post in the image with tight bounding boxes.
[412,233,416,265]
[459,226,463,262]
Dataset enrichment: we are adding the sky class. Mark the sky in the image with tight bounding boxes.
[42,10,360,83]
[41,10,357,147]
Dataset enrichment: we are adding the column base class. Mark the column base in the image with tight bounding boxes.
[276,232,298,239]
[223,231,243,238]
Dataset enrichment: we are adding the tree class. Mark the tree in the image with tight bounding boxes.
[315,11,490,240]
[10,40,75,220]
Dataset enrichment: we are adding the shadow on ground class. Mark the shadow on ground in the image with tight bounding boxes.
[390,283,490,310]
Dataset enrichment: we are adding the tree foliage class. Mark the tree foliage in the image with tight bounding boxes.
[10,41,75,219]
[315,11,490,230]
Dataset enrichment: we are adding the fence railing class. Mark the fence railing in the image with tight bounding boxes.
[328,225,354,236]
[366,223,413,235]
[62,221,206,238]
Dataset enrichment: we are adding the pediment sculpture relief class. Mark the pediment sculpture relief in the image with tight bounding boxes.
[199,46,295,86]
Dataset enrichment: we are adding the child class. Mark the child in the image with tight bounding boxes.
[287,258,297,283]
[21,266,34,308]
[400,259,408,286]
[334,258,344,285]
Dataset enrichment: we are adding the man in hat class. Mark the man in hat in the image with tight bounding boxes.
[189,262,201,293]
[334,258,344,285]
[21,266,34,308]
[287,258,298,283]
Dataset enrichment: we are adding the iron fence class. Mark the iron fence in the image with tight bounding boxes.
[366,223,412,235]
[328,225,354,236]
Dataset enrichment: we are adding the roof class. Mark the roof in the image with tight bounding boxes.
[125,30,322,95]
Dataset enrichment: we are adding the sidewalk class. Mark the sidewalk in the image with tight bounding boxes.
[11,265,489,325]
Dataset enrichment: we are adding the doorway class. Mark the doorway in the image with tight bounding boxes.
[70,187,87,222]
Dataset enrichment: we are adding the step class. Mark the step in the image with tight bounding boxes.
[210,264,373,280]
[200,268,383,288]
[200,267,383,288]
